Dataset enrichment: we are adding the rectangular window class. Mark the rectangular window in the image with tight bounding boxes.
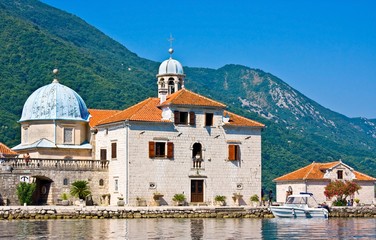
[155,142,166,157]
[100,149,107,160]
[337,170,343,179]
[228,144,240,161]
[174,111,189,125]
[114,179,119,192]
[64,128,73,144]
[205,113,214,126]
[111,142,117,159]
[149,141,174,159]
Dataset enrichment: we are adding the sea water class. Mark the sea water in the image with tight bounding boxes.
[0,218,375,239]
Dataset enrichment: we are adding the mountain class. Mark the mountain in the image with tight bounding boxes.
[1,0,375,190]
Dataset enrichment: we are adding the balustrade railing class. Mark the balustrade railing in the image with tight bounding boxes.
[0,157,109,171]
[192,158,204,170]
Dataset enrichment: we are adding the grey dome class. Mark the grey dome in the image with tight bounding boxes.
[20,81,90,122]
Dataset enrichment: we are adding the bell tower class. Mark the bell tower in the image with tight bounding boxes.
[157,36,185,103]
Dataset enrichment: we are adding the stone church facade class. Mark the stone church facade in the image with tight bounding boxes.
[7,49,264,206]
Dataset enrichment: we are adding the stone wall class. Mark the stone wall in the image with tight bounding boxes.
[0,167,108,206]
[0,206,374,220]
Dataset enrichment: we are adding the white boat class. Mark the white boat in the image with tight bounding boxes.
[270,192,329,218]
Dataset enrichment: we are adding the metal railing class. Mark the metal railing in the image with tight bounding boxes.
[0,157,109,171]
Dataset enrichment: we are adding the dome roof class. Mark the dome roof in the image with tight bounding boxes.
[20,80,90,122]
[158,58,184,76]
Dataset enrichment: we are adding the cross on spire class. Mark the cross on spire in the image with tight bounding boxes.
[168,34,174,48]
[168,34,174,57]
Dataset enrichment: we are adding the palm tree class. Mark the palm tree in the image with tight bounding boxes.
[70,180,91,199]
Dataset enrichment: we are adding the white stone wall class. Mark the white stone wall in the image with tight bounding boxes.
[276,180,375,206]
[96,109,262,206]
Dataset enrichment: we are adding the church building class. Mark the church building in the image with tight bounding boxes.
[11,48,264,206]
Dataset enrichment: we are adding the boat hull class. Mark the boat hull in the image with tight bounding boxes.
[270,206,328,218]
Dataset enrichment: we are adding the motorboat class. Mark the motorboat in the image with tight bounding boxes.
[270,192,329,218]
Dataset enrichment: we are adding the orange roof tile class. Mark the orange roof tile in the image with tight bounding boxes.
[88,109,121,127]
[97,98,165,125]
[223,110,264,127]
[274,161,375,181]
[160,89,226,108]
[0,142,17,155]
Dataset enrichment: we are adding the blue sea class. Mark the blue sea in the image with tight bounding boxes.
[0,218,375,239]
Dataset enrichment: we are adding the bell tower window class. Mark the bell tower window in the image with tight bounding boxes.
[168,78,175,94]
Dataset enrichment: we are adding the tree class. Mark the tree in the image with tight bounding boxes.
[16,182,36,205]
[70,180,91,200]
[324,180,361,205]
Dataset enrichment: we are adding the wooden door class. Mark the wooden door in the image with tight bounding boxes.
[191,180,204,202]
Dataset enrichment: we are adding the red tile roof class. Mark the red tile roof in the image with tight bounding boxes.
[91,89,263,128]
[97,98,166,125]
[274,161,375,181]
[160,89,226,108]
[223,110,264,127]
[0,142,17,155]
[88,109,121,127]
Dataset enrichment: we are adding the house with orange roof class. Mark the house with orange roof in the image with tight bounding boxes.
[274,160,376,205]
[91,48,264,206]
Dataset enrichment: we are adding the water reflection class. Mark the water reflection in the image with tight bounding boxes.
[0,218,374,239]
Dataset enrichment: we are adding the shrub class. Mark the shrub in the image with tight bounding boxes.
[70,180,91,199]
[250,194,259,202]
[61,192,69,200]
[324,180,361,203]
[214,195,226,202]
[172,193,186,202]
[16,182,36,205]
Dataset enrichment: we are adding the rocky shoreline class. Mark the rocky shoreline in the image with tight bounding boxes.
[0,206,375,220]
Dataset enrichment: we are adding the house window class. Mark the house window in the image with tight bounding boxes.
[205,113,214,126]
[99,179,104,186]
[189,112,196,125]
[100,149,107,160]
[149,141,174,159]
[63,178,69,186]
[174,111,189,125]
[155,142,166,157]
[111,142,117,159]
[228,144,240,161]
[64,128,73,144]
[114,179,119,192]
[337,170,343,179]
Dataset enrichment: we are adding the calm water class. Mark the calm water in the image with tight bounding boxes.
[0,218,375,239]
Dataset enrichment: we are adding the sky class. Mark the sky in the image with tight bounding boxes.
[40,0,376,119]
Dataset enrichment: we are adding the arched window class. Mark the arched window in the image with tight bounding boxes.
[99,179,104,186]
[63,178,69,186]
[192,143,203,169]
[192,143,202,158]
[168,78,175,94]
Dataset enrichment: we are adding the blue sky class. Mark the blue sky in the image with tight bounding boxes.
[41,0,376,118]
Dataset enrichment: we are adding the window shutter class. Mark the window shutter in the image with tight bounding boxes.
[149,141,155,158]
[167,142,174,159]
[189,112,196,125]
[111,142,117,159]
[228,145,236,161]
[100,149,107,160]
[174,111,180,124]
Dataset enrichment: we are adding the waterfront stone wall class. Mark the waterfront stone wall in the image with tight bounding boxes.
[0,166,108,206]
[0,206,374,220]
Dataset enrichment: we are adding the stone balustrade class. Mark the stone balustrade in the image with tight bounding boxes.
[0,158,109,171]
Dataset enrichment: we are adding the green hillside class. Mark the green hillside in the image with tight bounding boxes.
[1,0,375,190]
